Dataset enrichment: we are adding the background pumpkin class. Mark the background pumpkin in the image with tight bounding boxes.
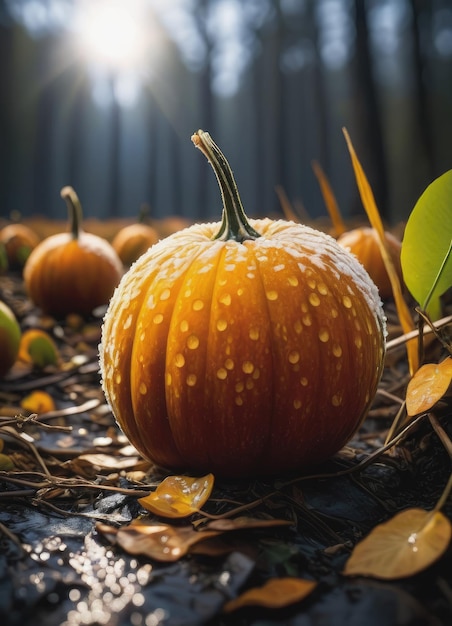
[337,227,402,300]
[99,131,386,478]
[112,222,160,267]
[24,187,123,317]
[0,223,40,270]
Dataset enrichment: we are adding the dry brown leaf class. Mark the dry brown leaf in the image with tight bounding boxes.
[96,521,220,562]
[223,577,317,613]
[406,357,452,416]
[344,508,451,580]
[138,473,214,518]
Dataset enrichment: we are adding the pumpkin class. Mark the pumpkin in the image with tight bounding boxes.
[112,222,160,267]
[99,131,386,478]
[0,300,21,378]
[0,223,40,270]
[24,187,123,317]
[337,227,402,300]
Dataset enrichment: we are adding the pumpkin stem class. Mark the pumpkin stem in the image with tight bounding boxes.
[191,130,261,242]
[60,186,83,240]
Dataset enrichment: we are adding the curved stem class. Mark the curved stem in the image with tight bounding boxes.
[60,186,83,240]
[191,130,261,242]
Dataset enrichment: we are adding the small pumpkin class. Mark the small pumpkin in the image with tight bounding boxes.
[337,227,402,300]
[99,131,386,478]
[0,300,21,378]
[24,187,123,317]
[112,222,159,267]
[0,223,40,270]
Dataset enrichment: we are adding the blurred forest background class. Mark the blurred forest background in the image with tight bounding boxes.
[0,0,451,226]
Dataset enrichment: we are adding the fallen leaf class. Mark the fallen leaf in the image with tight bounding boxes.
[344,508,451,579]
[18,329,58,368]
[0,452,14,470]
[20,390,56,414]
[223,577,317,613]
[138,473,214,518]
[406,357,452,416]
[96,521,220,562]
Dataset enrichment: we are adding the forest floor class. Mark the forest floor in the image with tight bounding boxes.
[0,272,451,626]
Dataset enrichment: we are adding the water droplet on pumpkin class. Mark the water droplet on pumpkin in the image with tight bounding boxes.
[219,293,231,306]
[342,295,352,309]
[153,313,163,324]
[319,329,330,342]
[225,358,234,370]
[180,320,189,332]
[187,335,199,350]
[331,308,339,318]
[294,320,303,334]
[355,336,363,349]
[115,373,122,384]
[123,314,132,330]
[217,368,227,380]
[249,327,259,341]
[317,282,328,295]
[309,292,320,307]
[273,264,285,272]
[252,368,260,380]
[184,288,192,298]
[175,353,185,368]
[300,377,308,386]
[160,288,171,301]
[293,399,302,409]
[332,394,342,406]
[302,314,312,326]
[266,290,278,301]
[332,343,342,357]
[235,382,244,393]
[186,374,197,386]
[217,319,228,332]
[288,350,300,364]
[192,299,204,311]
[287,276,299,287]
[308,279,316,290]
[237,287,244,296]
[139,382,147,395]
[235,396,244,406]
[242,361,254,374]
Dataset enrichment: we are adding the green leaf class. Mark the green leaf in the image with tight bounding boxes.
[401,170,452,319]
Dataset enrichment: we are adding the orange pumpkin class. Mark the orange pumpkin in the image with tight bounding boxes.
[112,222,159,267]
[337,227,402,300]
[99,131,386,478]
[24,187,123,317]
[0,223,40,270]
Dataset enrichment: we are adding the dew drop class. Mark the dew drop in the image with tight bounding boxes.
[293,399,302,409]
[180,320,189,332]
[160,288,171,301]
[355,336,363,349]
[242,361,254,374]
[317,282,328,295]
[217,368,227,380]
[235,382,244,393]
[302,314,312,327]
[333,343,342,357]
[300,377,308,386]
[175,353,185,368]
[266,290,278,301]
[319,329,330,343]
[217,319,228,332]
[115,373,122,385]
[139,382,147,395]
[342,295,352,309]
[287,276,299,287]
[249,327,259,341]
[235,396,244,406]
[193,299,204,311]
[187,335,200,350]
[309,292,320,307]
[225,358,234,370]
[153,313,163,325]
[332,394,342,406]
[123,314,132,330]
[288,350,300,364]
[219,293,232,306]
[294,320,303,334]
[186,374,197,387]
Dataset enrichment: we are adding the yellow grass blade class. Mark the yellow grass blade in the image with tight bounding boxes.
[342,128,418,375]
[312,160,347,236]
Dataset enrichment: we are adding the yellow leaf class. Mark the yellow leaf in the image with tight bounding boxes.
[18,329,58,368]
[406,357,452,416]
[342,128,418,375]
[20,390,56,414]
[0,453,14,471]
[138,473,214,518]
[344,508,451,580]
[224,577,317,613]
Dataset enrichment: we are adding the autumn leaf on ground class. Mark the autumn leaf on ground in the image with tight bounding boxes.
[344,508,451,580]
[18,329,59,368]
[138,473,214,518]
[223,577,317,613]
[406,357,452,417]
[96,521,220,562]
[20,390,56,414]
